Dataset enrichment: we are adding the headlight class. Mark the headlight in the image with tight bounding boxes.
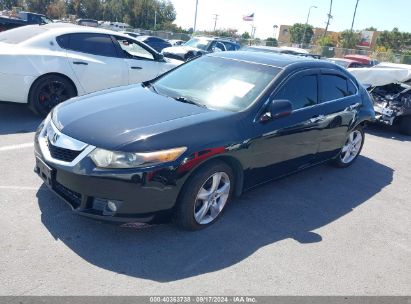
[89,147,187,169]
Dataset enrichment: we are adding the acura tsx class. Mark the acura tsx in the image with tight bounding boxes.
[34,51,375,230]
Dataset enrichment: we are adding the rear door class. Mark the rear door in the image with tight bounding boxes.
[62,33,128,94]
[113,36,161,84]
[315,70,362,160]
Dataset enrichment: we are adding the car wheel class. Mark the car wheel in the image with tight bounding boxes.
[175,160,234,230]
[399,115,411,135]
[332,127,364,168]
[29,75,77,117]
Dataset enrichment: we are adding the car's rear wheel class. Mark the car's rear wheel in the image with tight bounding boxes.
[399,115,411,135]
[332,127,364,168]
[175,160,234,230]
[29,75,77,116]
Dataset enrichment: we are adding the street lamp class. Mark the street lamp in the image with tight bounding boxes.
[301,5,317,47]
[273,24,278,38]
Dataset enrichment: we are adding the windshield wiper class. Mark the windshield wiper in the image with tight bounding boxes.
[173,96,208,108]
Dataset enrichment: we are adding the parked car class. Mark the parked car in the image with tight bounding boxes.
[162,36,241,61]
[0,24,182,116]
[34,51,375,230]
[76,19,98,27]
[344,54,379,66]
[121,31,142,38]
[136,35,172,52]
[349,64,411,135]
[243,45,321,59]
[168,39,184,46]
[327,58,366,68]
[0,11,52,32]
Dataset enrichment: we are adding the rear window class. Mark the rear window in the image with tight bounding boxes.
[0,26,48,44]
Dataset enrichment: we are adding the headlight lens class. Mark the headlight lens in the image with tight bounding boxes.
[89,147,187,169]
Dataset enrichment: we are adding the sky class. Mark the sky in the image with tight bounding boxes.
[170,0,411,39]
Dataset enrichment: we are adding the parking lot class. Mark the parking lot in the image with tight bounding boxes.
[0,101,410,295]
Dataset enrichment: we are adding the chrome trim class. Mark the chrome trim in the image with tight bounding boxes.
[39,119,95,167]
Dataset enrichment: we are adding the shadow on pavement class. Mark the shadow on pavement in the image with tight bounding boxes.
[37,156,393,282]
[366,123,410,142]
[0,102,42,135]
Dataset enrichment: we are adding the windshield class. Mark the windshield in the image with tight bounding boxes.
[183,38,211,51]
[0,26,48,44]
[153,56,281,112]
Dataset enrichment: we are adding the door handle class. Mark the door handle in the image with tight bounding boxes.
[73,61,88,65]
[131,66,143,70]
[309,115,325,123]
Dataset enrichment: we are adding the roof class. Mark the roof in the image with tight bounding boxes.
[210,51,315,68]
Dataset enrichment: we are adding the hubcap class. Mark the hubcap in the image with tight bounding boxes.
[340,130,362,164]
[194,172,231,225]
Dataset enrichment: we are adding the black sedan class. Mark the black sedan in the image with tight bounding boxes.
[34,52,375,230]
[136,35,172,52]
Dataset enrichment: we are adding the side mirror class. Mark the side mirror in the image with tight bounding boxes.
[260,99,293,122]
[156,53,164,61]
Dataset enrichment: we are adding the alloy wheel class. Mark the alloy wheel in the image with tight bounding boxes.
[194,172,231,225]
[340,130,363,164]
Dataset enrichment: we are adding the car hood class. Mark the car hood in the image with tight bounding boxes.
[52,85,232,151]
[162,45,201,55]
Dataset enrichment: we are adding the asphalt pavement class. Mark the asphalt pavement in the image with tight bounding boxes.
[0,101,410,295]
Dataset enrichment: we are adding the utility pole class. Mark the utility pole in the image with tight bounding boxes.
[351,0,360,32]
[213,14,219,31]
[193,0,198,34]
[349,0,360,47]
[154,11,157,29]
[323,0,333,38]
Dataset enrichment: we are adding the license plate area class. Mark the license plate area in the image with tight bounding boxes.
[36,157,55,188]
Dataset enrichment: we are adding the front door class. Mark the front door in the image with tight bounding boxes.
[243,69,323,188]
[65,33,128,94]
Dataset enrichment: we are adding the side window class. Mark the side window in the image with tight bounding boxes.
[56,34,69,49]
[275,74,318,110]
[67,33,118,57]
[114,37,154,61]
[320,74,352,102]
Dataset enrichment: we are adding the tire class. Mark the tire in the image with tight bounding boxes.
[331,126,365,168]
[175,160,235,230]
[28,75,77,117]
[399,115,411,136]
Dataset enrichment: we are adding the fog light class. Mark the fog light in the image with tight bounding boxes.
[107,200,118,212]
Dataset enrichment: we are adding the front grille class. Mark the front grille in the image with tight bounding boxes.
[47,142,82,162]
[54,181,82,208]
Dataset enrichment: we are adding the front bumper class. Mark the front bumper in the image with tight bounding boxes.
[34,120,183,223]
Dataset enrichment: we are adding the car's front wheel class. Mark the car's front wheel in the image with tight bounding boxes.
[332,127,365,168]
[29,75,77,117]
[175,160,234,230]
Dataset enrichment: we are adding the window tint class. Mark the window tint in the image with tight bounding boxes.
[275,75,318,110]
[67,33,117,57]
[347,80,358,95]
[114,36,154,60]
[56,35,69,49]
[321,74,351,102]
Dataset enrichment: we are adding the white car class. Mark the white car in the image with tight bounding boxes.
[0,24,182,115]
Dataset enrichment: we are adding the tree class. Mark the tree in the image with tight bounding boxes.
[317,36,335,57]
[0,0,20,10]
[47,0,66,19]
[365,26,377,31]
[25,0,52,14]
[289,23,314,45]
[376,28,411,52]
[338,30,360,49]
[241,32,250,39]
[266,37,278,47]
